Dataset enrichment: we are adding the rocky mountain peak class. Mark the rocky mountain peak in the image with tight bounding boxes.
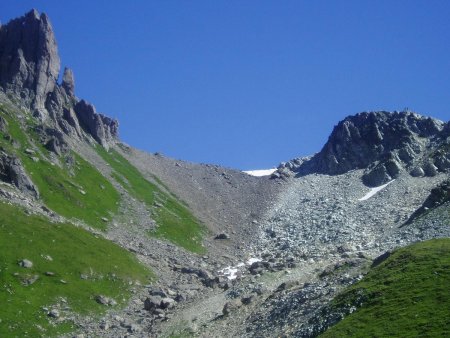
[0,9,119,147]
[315,111,444,174]
[0,9,60,117]
[277,111,449,186]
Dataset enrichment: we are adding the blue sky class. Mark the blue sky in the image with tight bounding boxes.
[1,1,450,170]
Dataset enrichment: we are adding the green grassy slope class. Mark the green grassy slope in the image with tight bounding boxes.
[0,202,152,337]
[96,146,206,254]
[320,239,450,337]
[0,104,120,230]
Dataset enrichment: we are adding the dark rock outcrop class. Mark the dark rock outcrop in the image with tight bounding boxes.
[61,67,75,96]
[0,151,39,198]
[74,100,119,146]
[313,111,443,174]
[404,179,450,225]
[277,111,449,186]
[0,9,60,118]
[0,115,7,132]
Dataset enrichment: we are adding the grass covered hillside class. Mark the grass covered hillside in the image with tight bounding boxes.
[321,239,450,337]
[0,104,120,230]
[1,102,206,253]
[96,146,206,254]
[0,202,152,337]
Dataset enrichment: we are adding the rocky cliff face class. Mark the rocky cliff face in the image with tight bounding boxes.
[278,111,450,186]
[74,99,119,147]
[0,151,39,198]
[0,9,59,117]
[0,9,118,146]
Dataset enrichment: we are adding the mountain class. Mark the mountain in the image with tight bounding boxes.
[276,111,450,186]
[0,10,449,338]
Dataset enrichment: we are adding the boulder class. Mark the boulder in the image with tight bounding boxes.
[160,297,176,309]
[410,166,425,177]
[214,233,230,240]
[362,163,391,187]
[241,294,255,305]
[222,299,242,316]
[95,295,117,306]
[48,309,60,318]
[371,250,391,267]
[423,161,438,177]
[249,261,269,275]
[18,259,33,268]
[144,295,163,312]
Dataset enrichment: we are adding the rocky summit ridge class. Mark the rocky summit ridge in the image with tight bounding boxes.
[0,9,449,338]
[277,110,450,186]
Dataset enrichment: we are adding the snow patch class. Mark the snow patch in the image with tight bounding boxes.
[218,257,262,280]
[246,257,262,265]
[358,180,394,201]
[218,266,239,280]
[244,169,276,177]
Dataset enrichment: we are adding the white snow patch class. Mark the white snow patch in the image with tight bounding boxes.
[358,180,394,201]
[218,257,262,280]
[246,257,262,265]
[243,169,276,177]
[218,266,239,280]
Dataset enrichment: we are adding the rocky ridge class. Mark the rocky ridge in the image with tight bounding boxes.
[276,111,450,186]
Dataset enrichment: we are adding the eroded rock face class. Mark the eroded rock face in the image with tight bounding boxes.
[0,9,60,118]
[314,111,443,175]
[278,111,449,186]
[405,179,450,225]
[74,100,119,146]
[61,67,75,96]
[0,151,39,198]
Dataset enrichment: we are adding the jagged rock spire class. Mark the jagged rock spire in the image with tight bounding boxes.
[0,9,119,147]
[62,67,75,96]
[0,9,60,117]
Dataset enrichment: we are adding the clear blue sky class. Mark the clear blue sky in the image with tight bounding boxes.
[1,1,450,170]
